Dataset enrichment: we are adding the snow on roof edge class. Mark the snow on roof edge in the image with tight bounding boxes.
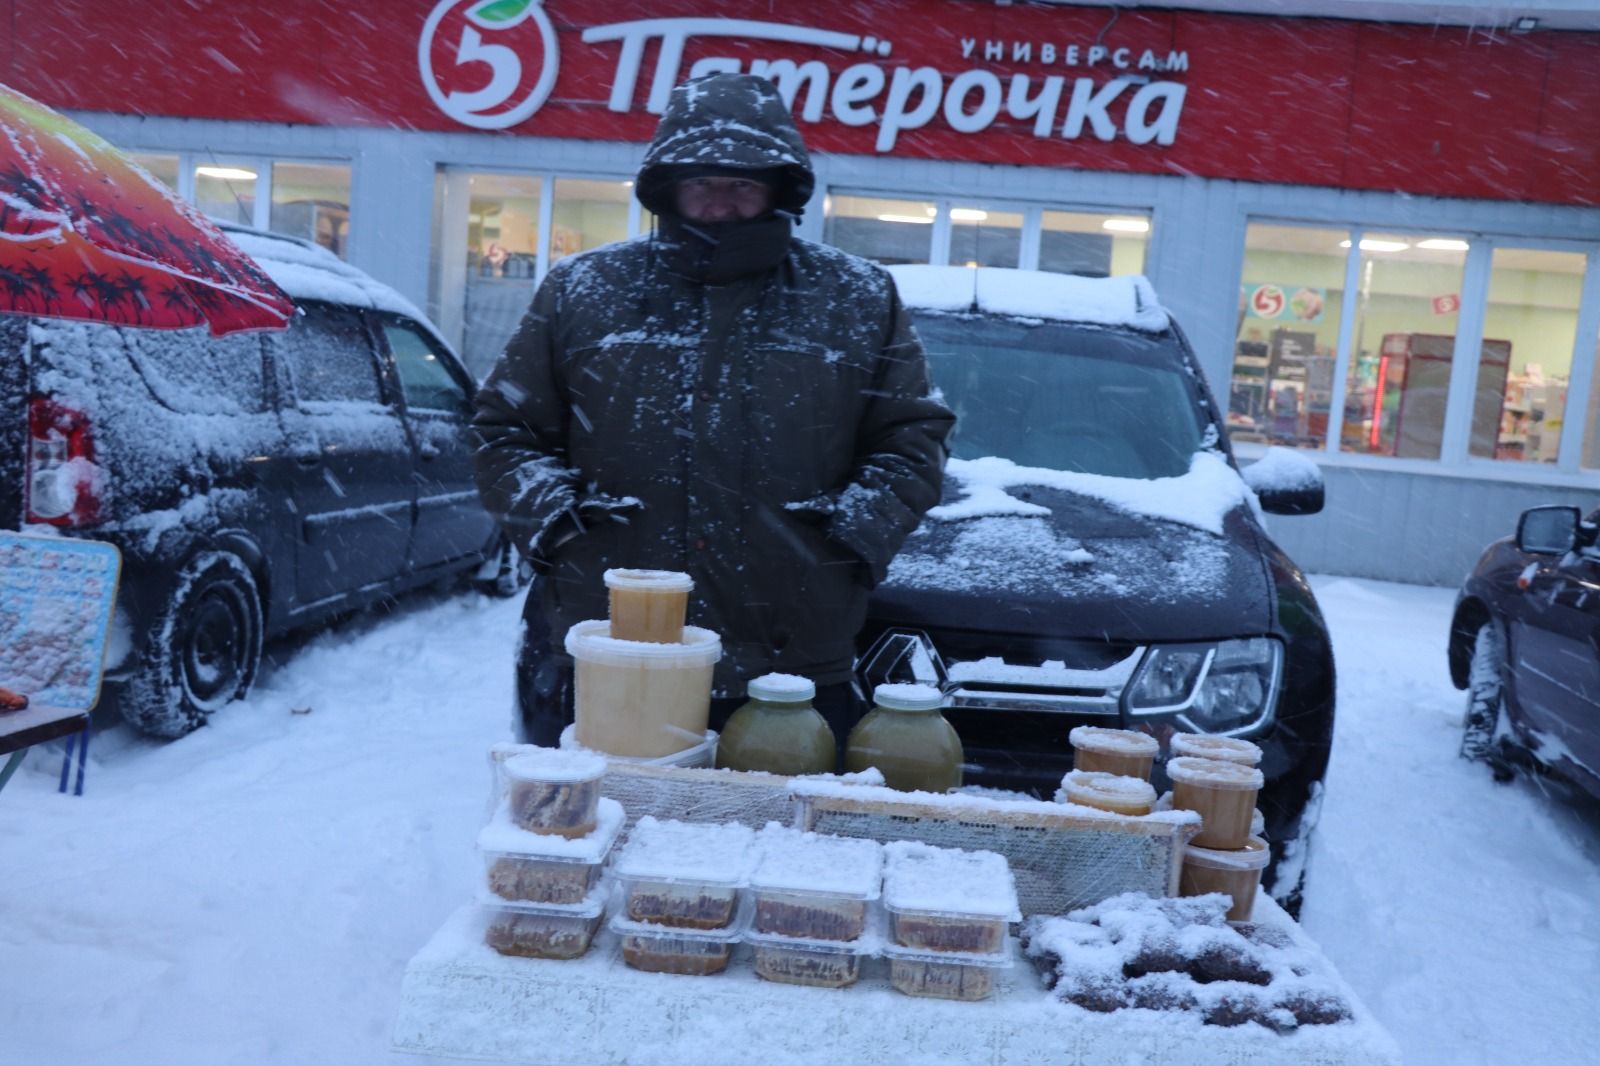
[889,265,1171,332]
[220,225,433,328]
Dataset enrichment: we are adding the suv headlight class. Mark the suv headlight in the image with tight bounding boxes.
[1125,637,1282,735]
[858,629,947,693]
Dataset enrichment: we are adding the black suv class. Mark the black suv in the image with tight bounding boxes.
[860,267,1335,907]
[1450,505,1600,799]
[0,226,516,737]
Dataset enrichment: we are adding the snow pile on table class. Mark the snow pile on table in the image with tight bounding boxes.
[1024,891,1356,1032]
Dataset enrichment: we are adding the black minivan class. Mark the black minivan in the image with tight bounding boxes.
[1,226,516,737]
[862,266,1336,908]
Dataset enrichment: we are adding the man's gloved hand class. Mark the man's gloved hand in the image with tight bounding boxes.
[544,492,643,555]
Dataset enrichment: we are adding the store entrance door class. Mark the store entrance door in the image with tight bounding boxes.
[434,171,642,380]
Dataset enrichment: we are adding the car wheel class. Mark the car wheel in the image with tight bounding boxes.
[119,551,265,739]
[479,535,534,598]
[1461,624,1515,781]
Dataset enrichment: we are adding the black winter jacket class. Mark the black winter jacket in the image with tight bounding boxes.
[473,75,953,694]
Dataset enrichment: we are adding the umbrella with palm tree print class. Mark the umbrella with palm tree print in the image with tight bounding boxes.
[0,82,294,335]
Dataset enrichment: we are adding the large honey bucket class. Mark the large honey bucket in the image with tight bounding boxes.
[563,619,721,758]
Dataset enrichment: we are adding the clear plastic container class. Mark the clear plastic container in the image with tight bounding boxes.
[559,724,718,768]
[482,887,606,960]
[1166,756,1265,849]
[500,747,608,838]
[750,827,882,941]
[1169,733,1264,766]
[613,817,754,929]
[747,928,877,988]
[1179,835,1271,922]
[479,796,625,905]
[883,941,1012,1001]
[1056,769,1157,816]
[883,841,1020,954]
[604,568,693,644]
[611,913,745,975]
[1068,726,1159,780]
[565,619,721,758]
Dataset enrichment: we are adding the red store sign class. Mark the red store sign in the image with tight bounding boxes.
[5,0,1598,206]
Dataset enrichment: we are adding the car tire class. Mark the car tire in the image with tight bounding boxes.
[479,536,533,599]
[119,551,265,739]
[1461,624,1515,781]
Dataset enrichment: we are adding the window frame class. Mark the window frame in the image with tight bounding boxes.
[277,300,393,409]
[371,311,476,419]
[127,149,354,258]
[823,187,1154,275]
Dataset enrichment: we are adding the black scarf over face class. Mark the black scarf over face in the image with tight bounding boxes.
[654,211,794,285]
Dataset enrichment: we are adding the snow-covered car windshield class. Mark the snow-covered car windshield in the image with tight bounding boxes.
[915,313,1207,479]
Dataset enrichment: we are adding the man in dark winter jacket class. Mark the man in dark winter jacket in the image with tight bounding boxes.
[473,73,954,750]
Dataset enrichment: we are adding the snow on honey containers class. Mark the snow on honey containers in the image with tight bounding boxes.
[603,568,693,644]
[1166,756,1264,850]
[1169,732,1263,766]
[563,619,721,759]
[1068,726,1158,781]
[1056,769,1157,816]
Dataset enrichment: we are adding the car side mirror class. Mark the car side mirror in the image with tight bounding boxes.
[1241,447,1325,516]
[1516,505,1581,555]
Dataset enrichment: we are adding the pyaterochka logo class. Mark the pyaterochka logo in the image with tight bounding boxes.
[419,0,560,130]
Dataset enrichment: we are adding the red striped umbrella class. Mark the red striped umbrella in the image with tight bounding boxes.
[0,82,294,335]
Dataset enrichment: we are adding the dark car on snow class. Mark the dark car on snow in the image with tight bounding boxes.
[1,225,521,738]
[1450,505,1600,798]
[858,266,1335,907]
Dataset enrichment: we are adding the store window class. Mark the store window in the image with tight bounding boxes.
[193,162,257,227]
[550,179,632,264]
[822,195,935,265]
[130,153,178,191]
[187,157,352,258]
[948,206,1023,269]
[1040,211,1149,277]
[1473,248,1588,464]
[270,162,351,258]
[1338,234,1469,460]
[457,173,542,376]
[1228,224,1348,448]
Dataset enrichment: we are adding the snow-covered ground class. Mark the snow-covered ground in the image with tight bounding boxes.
[2,575,1597,1065]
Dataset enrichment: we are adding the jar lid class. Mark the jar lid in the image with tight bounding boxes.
[1183,835,1271,871]
[747,673,815,702]
[603,568,693,592]
[1169,732,1263,766]
[1069,725,1158,757]
[1059,769,1156,808]
[1166,755,1264,791]
[873,682,943,712]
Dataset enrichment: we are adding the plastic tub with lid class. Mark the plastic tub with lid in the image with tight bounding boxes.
[564,619,721,758]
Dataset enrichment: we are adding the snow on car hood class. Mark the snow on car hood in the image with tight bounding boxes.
[889,265,1170,332]
[930,451,1255,536]
[879,451,1274,641]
